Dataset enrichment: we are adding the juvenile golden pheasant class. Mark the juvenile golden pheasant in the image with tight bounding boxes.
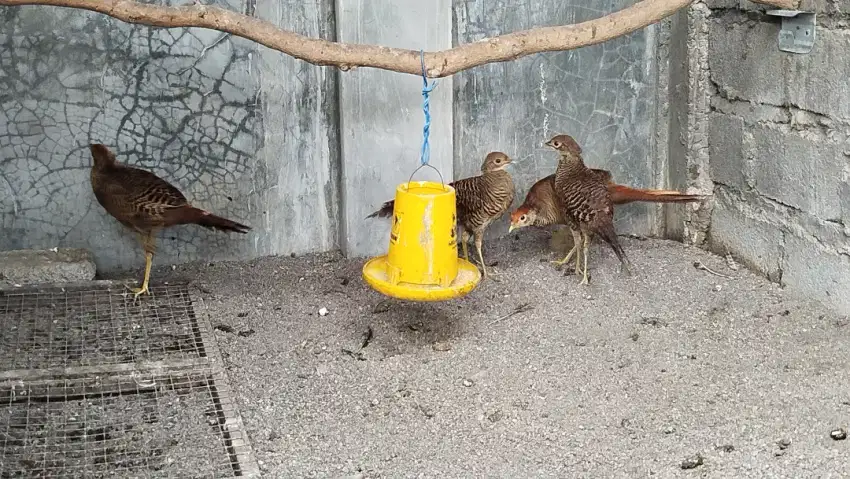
[89,144,250,298]
[366,151,515,279]
[509,173,704,231]
[547,134,629,285]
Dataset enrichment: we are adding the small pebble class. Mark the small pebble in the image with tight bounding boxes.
[831,428,847,440]
[462,379,474,387]
[714,284,722,292]
[418,404,435,418]
[663,425,675,434]
[777,438,791,450]
[680,454,704,470]
[432,341,452,352]
[319,307,329,316]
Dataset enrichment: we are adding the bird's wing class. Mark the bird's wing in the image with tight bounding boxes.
[450,175,487,225]
[589,168,614,184]
[98,166,189,227]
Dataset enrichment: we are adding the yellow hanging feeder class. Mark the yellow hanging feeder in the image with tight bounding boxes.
[362,50,481,301]
[362,177,481,301]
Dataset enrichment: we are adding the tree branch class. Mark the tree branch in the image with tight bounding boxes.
[0,0,796,78]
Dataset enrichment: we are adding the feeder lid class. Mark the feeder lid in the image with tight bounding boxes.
[362,255,481,302]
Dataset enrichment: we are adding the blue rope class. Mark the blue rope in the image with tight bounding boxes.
[419,50,438,165]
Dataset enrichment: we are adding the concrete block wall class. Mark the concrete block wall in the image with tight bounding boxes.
[692,1,850,313]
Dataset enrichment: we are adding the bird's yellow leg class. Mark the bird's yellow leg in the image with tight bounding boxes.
[573,230,584,278]
[129,231,156,298]
[460,230,470,262]
[475,233,500,281]
[131,252,153,298]
[551,245,577,266]
[579,233,591,286]
[551,228,582,271]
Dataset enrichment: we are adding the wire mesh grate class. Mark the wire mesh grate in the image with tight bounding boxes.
[0,282,260,478]
[0,283,204,370]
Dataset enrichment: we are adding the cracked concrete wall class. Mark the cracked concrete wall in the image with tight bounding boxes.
[454,0,672,241]
[0,1,339,273]
[695,1,850,313]
[2,0,670,272]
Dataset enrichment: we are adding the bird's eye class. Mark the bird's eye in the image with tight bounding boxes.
[520,215,526,221]
[553,141,561,147]
[495,158,502,163]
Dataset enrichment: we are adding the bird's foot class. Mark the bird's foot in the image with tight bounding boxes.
[128,283,150,299]
[483,268,502,282]
[578,267,591,285]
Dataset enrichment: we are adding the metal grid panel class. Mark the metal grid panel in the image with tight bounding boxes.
[0,284,203,370]
[0,282,260,478]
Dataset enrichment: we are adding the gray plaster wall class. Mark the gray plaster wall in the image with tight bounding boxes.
[1,0,671,273]
[691,1,850,313]
[453,1,670,241]
[0,1,339,273]
[337,0,454,257]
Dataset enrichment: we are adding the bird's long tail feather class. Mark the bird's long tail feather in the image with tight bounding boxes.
[366,200,394,219]
[608,184,704,206]
[174,207,251,233]
[593,221,630,269]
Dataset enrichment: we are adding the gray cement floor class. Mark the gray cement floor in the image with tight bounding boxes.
[145,229,849,478]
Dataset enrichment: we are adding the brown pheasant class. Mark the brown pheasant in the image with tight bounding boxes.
[508,173,704,231]
[367,151,515,279]
[547,134,629,285]
[89,144,251,298]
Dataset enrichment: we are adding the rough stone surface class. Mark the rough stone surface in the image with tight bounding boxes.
[665,5,716,245]
[708,19,784,107]
[710,19,850,121]
[783,233,850,313]
[785,29,850,121]
[0,248,96,285]
[701,8,850,314]
[707,112,746,190]
[708,189,784,282]
[136,232,850,477]
[748,123,844,221]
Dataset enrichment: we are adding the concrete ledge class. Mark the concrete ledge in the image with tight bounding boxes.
[0,248,97,286]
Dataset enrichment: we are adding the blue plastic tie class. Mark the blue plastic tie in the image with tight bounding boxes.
[419,50,438,166]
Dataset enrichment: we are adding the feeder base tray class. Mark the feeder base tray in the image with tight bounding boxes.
[362,255,481,301]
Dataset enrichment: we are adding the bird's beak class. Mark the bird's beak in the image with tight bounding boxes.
[508,224,516,233]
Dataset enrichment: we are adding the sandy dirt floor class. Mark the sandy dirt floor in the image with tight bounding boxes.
[142,229,849,478]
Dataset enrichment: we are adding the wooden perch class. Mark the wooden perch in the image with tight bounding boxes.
[0,0,798,78]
